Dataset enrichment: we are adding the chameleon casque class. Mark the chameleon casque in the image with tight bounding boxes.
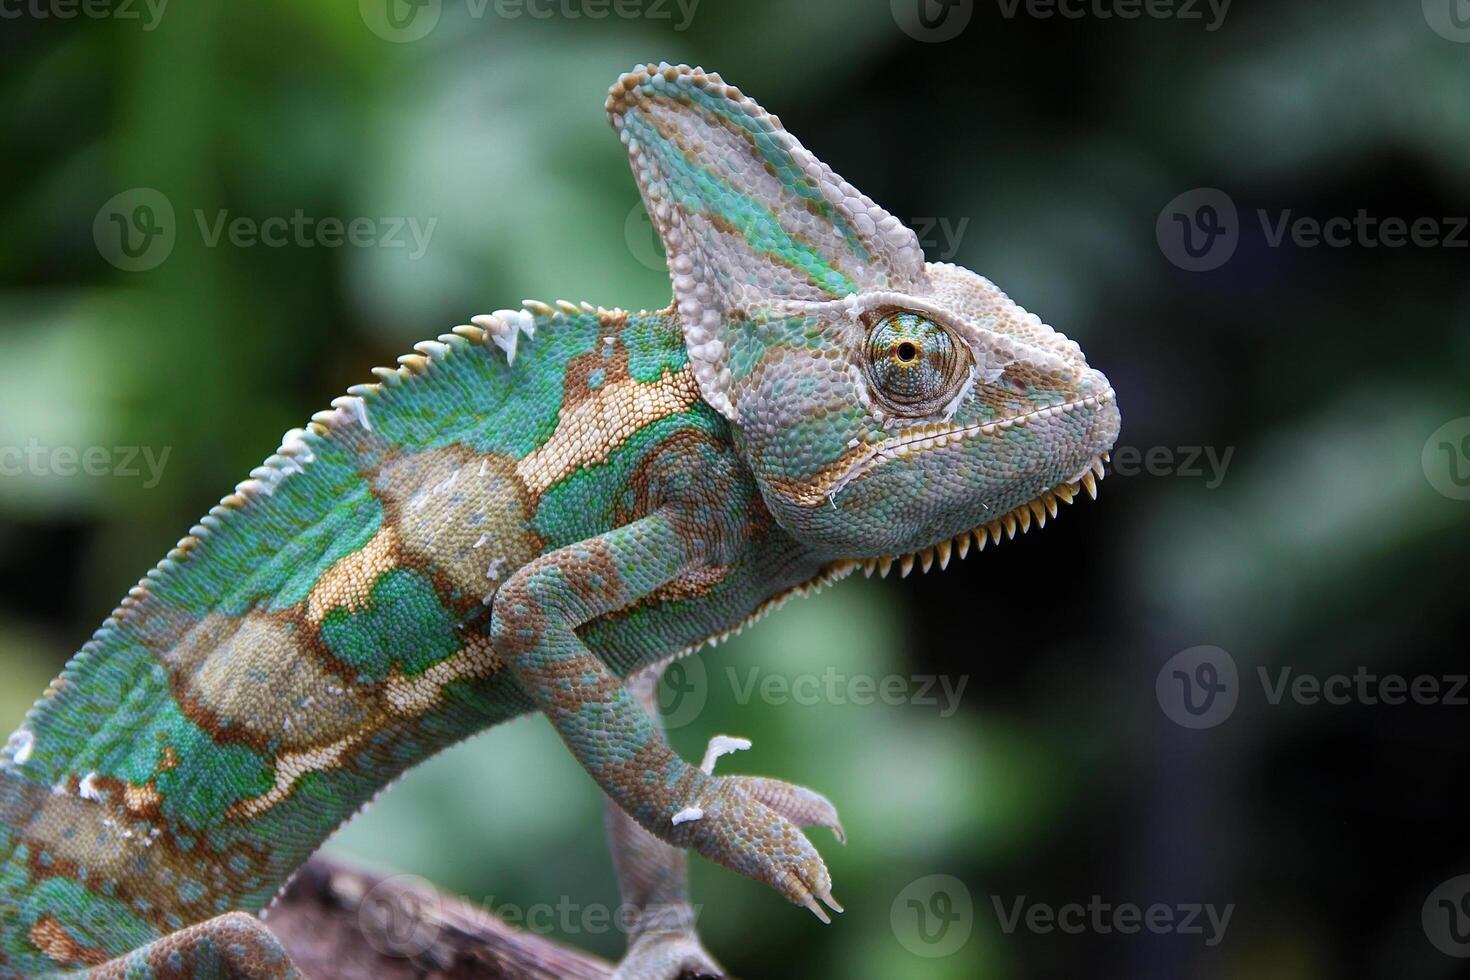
[0,63,1120,978]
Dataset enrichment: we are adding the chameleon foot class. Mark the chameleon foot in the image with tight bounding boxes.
[613,928,725,980]
[698,736,846,844]
[671,752,844,922]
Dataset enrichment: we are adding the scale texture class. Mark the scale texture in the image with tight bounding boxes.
[0,63,1120,978]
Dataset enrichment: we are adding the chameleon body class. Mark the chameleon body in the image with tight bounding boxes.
[0,64,1120,978]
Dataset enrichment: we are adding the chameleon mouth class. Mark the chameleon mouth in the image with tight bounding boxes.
[818,387,1116,505]
[841,450,1111,579]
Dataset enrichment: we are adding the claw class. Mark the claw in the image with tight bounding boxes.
[800,893,832,924]
[816,886,844,915]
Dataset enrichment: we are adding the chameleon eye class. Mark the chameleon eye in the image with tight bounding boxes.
[863,310,971,414]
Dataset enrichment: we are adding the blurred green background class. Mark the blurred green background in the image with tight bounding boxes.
[3,0,1469,977]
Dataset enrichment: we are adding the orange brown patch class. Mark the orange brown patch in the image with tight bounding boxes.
[29,915,108,968]
[646,564,731,602]
[307,524,402,624]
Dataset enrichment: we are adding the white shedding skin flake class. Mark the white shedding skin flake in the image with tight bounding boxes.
[700,734,752,774]
[672,806,704,826]
[5,729,33,766]
[79,772,105,803]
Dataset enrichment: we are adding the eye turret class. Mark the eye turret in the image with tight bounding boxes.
[862,310,972,415]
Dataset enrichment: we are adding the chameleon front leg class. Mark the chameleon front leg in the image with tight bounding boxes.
[490,510,843,922]
[77,912,303,979]
[604,664,723,980]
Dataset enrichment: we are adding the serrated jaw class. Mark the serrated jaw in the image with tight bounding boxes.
[856,452,1110,579]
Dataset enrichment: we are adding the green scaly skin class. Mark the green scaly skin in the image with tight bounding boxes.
[0,63,1121,978]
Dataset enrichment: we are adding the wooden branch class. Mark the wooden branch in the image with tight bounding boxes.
[264,853,615,980]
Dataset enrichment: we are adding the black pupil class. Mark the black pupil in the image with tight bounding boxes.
[896,341,918,363]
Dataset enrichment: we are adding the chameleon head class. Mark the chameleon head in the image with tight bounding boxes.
[723,267,1120,559]
[609,63,1120,563]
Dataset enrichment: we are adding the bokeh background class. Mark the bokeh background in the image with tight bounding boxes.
[3,0,1470,977]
